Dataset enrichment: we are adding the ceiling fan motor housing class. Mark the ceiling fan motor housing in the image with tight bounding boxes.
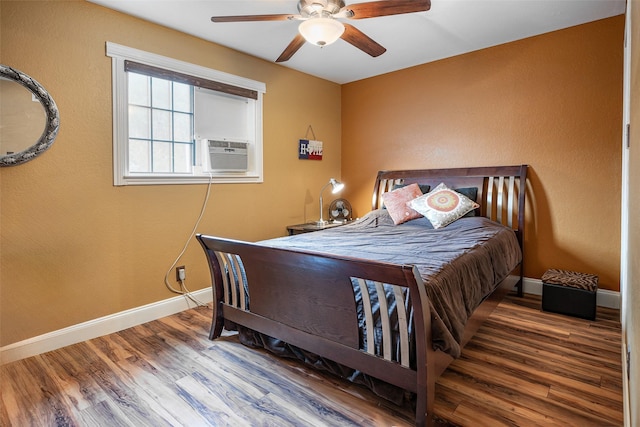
[298,0,345,18]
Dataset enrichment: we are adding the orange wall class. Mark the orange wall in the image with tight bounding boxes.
[0,1,341,346]
[342,16,624,291]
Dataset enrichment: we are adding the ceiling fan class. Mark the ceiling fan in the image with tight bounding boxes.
[211,0,431,62]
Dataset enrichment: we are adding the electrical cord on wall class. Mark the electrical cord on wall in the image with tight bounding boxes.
[164,173,213,308]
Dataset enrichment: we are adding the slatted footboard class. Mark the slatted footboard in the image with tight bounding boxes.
[196,236,437,426]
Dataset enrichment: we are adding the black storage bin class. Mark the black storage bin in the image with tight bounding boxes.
[541,269,598,320]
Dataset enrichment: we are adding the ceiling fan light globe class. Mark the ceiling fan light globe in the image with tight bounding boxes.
[298,17,345,47]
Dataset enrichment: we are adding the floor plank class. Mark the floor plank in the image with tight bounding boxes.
[0,294,622,426]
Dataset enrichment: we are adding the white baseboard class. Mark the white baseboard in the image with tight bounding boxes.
[0,288,213,365]
[522,277,621,309]
[1,278,621,365]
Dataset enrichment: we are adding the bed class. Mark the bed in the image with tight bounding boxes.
[196,165,528,426]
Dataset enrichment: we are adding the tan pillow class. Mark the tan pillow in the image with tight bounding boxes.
[382,183,424,225]
[408,182,480,229]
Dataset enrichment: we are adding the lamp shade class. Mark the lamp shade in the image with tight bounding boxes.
[329,178,344,193]
[298,17,345,47]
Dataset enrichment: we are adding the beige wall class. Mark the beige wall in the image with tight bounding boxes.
[0,1,341,346]
[341,16,624,292]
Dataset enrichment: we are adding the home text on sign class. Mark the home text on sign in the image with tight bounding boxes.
[298,139,323,160]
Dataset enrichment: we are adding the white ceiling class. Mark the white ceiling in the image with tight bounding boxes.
[88,0,626,84]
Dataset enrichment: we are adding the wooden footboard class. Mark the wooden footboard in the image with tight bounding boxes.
[196,235,437,426]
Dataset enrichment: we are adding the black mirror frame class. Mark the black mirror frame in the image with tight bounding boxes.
[0,65,60,167]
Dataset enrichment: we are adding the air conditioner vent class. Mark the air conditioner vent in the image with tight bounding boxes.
[205,140,248,172]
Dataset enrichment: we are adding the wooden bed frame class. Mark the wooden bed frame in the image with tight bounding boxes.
[196,165,528,426]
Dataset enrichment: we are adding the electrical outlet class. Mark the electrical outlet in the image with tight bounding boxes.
[176,266,186,281]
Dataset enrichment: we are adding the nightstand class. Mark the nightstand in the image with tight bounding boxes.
[286,221,352,236]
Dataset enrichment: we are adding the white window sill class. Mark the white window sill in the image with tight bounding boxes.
[116,172,263,186]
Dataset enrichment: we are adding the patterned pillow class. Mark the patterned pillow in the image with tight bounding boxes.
[381,183,424,225]
[408,182,480,229]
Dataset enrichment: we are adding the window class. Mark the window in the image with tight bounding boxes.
[106,42,266,185]
[127,72,194,174]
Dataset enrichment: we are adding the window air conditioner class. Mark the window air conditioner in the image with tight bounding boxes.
[203,140,248,172]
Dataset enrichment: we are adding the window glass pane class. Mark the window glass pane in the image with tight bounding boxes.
[152,109,172,141]
[129,106,150,139]
[128,76,194,174]
[151,77,171,110]
[129,139,150,172]
[173,143,193,173]
[128,73,150,106]
[173,112,192,142]
[153,142,173,172]
[173,82,191,112]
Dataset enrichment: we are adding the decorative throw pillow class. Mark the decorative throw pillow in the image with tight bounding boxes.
[408,182,480,229]
[383,184,430,210]
[381,183,424,225]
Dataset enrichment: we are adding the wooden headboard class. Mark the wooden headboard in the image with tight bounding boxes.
[372,165,528,245]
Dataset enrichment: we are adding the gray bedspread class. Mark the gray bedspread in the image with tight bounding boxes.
[260,208,522,359]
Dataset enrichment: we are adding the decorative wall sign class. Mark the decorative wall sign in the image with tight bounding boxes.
[298,125,323,160]
[298,139,323,160]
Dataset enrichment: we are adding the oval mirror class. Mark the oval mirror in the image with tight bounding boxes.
[0,65,60,166]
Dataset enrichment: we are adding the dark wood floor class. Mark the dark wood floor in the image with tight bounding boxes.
[0,294,622,426]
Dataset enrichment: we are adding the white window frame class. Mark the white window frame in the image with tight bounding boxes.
[106,42,266,186]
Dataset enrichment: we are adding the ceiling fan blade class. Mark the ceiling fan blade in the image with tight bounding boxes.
[211,14,297,23]
[344,0,431,19]
[276,33,307,62]
[340,24,386,57]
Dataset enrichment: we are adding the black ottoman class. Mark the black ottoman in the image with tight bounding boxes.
[541,269,598,320]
